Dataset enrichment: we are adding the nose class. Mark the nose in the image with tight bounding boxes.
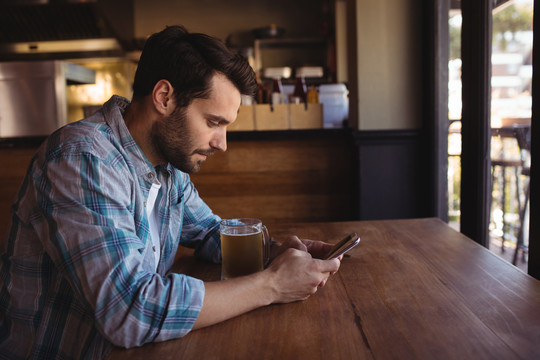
[210,127,227,152]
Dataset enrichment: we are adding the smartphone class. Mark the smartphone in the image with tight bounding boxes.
[324,232,360,260]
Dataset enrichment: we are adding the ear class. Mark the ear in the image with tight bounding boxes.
[152,79,175,115]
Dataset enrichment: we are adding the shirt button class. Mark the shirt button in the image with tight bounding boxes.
[152,246,156,252]
[144,201,147,208]
[147,172,155,180]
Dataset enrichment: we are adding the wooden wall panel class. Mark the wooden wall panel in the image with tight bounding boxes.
[190,137,356,225]
[0,147,36,237]
[0,133,356,238]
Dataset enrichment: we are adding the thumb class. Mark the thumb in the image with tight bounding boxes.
[318,258,341,274]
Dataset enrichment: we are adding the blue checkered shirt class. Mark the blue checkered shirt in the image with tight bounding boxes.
[0,96,221,359]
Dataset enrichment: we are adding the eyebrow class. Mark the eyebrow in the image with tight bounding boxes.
[206,114,232,125]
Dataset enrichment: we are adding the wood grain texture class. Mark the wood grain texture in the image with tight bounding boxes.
[0,147,35,236]
[109,219,540,360]
[0,135,355,238]
[189,138,355,224]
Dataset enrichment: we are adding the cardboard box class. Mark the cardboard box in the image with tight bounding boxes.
[254,104,289,130]
[228,105,255,131]
[289,103,323,129]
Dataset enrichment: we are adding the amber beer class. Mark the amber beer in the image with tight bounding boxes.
[220,218,270,279]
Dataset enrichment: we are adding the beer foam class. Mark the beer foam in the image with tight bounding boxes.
[222,227,260,236]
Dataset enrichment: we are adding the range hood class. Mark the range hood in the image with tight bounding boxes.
[0,0,139,60]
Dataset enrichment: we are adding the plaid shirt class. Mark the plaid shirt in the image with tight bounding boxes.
[0,96,221,359]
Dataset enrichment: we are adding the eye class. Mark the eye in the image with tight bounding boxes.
[207,120,220,128]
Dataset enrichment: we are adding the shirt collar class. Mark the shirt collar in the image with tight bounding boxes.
[102,95,157,182]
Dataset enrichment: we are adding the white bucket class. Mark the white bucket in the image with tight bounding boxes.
[319,84,349,128]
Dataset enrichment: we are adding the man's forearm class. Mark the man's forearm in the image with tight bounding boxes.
[192,270,275,329]
[192,247,340,330]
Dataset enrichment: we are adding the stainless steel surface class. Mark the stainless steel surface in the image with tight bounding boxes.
[64,60,98,84]
[0,39,122,55]
[0,61,95,138]
[0,0,136,59]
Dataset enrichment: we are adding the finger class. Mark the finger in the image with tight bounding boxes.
[284,235,308,252]
[302,240,335,259]
[330,258,341,275]
[315,258,340,274]
[330,259,341,275]
[318,271,332,287]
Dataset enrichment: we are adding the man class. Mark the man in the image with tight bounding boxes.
[0,25,340,359]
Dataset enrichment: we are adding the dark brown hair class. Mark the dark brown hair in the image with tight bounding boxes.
[132,25,256,107]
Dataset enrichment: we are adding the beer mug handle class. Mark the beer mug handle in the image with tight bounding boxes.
[262,225,271,267]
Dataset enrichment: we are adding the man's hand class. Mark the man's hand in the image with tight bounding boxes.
[265,247,340,303]
[194,236,341,330]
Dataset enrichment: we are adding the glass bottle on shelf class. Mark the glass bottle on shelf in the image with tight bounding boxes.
[307,85,319,104]
[290,76,307,104]
[271,77,284,105]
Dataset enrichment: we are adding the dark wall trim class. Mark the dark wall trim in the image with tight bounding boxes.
[0,136,47,149]
[0,129,352,148]
[353,129,431,220]
[226,129,353,142]
[353,129,420,143]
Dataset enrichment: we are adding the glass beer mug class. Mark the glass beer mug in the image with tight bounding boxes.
[219,218,271,280]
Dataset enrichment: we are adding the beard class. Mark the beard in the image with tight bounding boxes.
[150,106,213,173]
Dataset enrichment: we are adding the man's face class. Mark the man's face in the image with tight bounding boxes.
[151,73,241,173]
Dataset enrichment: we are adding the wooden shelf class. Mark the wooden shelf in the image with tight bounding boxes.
[253,37,330,80]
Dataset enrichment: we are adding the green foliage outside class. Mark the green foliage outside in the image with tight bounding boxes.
[493,4,533,50]
[449,3,533,59]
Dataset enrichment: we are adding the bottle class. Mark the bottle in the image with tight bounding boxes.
[307,85,319,104]
[291,76,307,104]
[271,77,284,105]
[255,79,265,104]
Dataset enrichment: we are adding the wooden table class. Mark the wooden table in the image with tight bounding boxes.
[108,218,540,359]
